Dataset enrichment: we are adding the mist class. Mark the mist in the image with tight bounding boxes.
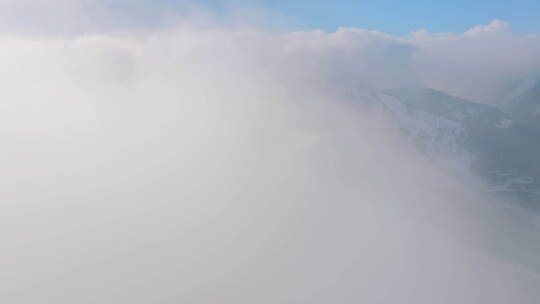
[1,3,540,303]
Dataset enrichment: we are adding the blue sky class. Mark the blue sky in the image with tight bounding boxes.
[3,1,537,36]
[258,0,540,35]
[158,0,540,35]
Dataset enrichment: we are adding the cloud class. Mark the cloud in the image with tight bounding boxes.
[2,1,540,103]
[409,20,540,103]
[0,4,539,303]
[465,19,512,37]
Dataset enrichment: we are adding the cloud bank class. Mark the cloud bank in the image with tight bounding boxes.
[1,2,540,303]
[2,1,540,104]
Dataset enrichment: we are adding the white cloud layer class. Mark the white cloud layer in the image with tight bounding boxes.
[1,3,540,303]
[2,2,540,103]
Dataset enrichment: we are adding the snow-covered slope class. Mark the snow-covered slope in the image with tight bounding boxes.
[349,87,540,206]
[376,90,471,166]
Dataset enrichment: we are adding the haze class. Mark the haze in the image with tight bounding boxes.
[1,2,539,303]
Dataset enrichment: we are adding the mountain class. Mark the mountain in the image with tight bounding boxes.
[351,86,540,273]
[348,87,540,207]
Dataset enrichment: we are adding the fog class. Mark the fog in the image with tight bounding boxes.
[1,3,540,303]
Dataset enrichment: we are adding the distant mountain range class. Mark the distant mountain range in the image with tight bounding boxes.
[347,80,540,209]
